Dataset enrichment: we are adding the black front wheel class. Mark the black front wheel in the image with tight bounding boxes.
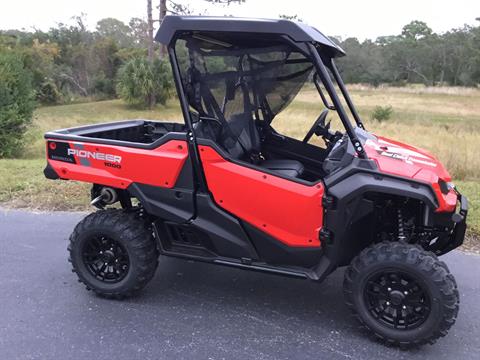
[343,242,459,347]
[68,209,159,299]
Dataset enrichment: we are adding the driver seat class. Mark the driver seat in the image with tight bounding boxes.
[207,112,305,178]
[190,68,304,178]
[261,159,304,178]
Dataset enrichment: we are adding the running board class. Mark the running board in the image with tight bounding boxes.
[158,246,319,280]
[153,221,332,282]
[213,259,315,279]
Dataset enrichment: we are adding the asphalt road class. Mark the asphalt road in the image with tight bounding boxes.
[1,209,479,360]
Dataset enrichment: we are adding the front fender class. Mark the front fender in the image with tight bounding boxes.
[323,171,438,267]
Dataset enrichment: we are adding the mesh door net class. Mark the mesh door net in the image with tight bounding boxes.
[177,36,313,123]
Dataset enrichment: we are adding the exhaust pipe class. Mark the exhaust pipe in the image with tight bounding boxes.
[90,187,118,208]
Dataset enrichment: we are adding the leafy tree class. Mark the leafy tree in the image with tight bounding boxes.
[402,20,433,41]
[0,53,35,157]
[90,37,122,96]
[116,57,173,108]
[2,13,479,110]
[336,19,480,87]
[37,80,62,104]
[96,18,133,48]
[20,40,61,103]
[129,18,150,48]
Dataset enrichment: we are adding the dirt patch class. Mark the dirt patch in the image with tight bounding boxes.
[461,234,480,255]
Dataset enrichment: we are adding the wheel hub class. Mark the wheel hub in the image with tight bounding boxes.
[82,235,130,283]
[364,270,431,330]
[101,250,115,264]
[389,290,405,306]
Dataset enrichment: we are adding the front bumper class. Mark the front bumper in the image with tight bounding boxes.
[435,192,468,255]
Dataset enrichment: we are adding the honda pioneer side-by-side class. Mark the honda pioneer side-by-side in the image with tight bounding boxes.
[44,16,468,347]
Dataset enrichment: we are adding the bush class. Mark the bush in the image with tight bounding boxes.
[116,57,173,108]
[371,105,393,122]
[0,53,36,158]
[93,72,116,98]
[37,80,62,105]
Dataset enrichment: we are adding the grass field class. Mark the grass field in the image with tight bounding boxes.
[1,85,479,243]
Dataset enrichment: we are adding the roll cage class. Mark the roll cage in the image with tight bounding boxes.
[156,16,368,160]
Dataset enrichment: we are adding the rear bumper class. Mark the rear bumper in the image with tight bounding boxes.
[44,162,60,180]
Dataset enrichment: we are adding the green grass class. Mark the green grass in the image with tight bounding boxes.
[22,99,183,159]
[0,158,90,210]
[275,86,480,180]
[1,87,479,242]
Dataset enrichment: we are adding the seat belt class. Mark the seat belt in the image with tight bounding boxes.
[197,79,253,161]
[238,80,263,163]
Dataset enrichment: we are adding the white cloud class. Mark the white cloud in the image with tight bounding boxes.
[1,0,479,40]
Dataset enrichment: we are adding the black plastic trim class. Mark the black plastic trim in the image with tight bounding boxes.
[327,172,438,209]
[242,222,322,267]
[437,193,468,254]
[324,158,439,208]
[322,171,440,268]
[189,193,259,259]
[128,183,194,223]
[43,162,60,180]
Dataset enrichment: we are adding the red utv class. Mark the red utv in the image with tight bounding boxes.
[44,16,468,347]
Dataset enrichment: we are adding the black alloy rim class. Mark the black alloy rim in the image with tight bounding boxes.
[82,235,130,283]
[363,270,431,330]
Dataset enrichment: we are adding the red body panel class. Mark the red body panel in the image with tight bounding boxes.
[364,136,457,212]
[199,145,324,247]
[47,140,189,189]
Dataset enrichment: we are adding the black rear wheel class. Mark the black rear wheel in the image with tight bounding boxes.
[69,209,159,299]
[82,234,130,283]
[344,242,459,347]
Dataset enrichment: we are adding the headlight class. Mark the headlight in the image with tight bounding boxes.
[439,180,455,195]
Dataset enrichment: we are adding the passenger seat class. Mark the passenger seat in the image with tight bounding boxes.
[195,112,304,178]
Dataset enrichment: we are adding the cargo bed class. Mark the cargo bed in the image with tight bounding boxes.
[45,120,187,149]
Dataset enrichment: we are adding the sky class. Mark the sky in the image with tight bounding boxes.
[1,0,479,40]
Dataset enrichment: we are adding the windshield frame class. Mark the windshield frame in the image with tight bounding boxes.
[167,31,369,160]
[307,43,368,159]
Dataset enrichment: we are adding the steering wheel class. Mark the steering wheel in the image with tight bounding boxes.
[302,109,329,143]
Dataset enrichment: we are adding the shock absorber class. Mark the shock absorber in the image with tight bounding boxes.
[397,209,406,241]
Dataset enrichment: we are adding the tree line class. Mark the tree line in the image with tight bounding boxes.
[336,20,480,87]
[0,0,243,157]
[0,1,244,107]
[1,10,478,158]
[0,14,478,108]
[1,15,478,107]
[0,15,161,105]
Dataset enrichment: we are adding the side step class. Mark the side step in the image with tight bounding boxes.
[158,248,321,280]
[213,259,317,279]
[153,221,333,282]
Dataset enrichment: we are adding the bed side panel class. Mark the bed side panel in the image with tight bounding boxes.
[45,139,189,189]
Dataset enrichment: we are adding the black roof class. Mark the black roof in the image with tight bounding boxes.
[155,16,345,57]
